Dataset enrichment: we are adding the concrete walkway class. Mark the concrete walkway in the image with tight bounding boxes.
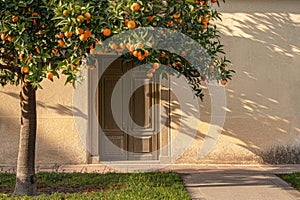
[167,165,300,200]
[2,164,300,199]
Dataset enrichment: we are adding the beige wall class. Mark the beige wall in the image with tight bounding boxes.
[0,0,299,165]
[177,0,300,164]
[0,78,87,165]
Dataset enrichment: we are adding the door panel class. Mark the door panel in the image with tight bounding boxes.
[99,57,160,161]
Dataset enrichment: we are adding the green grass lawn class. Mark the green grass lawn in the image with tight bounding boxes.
[0,172,190,199]
[279,173,300,191]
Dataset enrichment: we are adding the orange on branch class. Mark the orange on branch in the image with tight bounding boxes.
[7,36,13,43]
[47,73,53,80]
[35,47,41,54]
[147,16,154,22]
[211,0,218,3]
[84,12,91,20]
[77,28,84,35]
[138,55,144,61]
[84,30,92,38]
[77,15,85,23]
[63,10,68,17]
[32,12,39,17]
[173,13,181,19]
[167,21,173,26]
[144,50,149,57]
[22,67,29,73]
[127,20,136,29]
[64,31,73,38]
[79,34,86,41]
[1,33,6,41]
[131,3,141,11]
[103,28,111,36]
[12,16,19,23]
[124,19,129,26]
[58,39,65,47]
[221,79,227,85]
[133,51,139,57]
[52,48,59,54]
[202,23,208,29]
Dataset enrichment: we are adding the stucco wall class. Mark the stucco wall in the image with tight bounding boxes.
[0,78,87,165]
[176,0,300,164]
[0,0,299,165]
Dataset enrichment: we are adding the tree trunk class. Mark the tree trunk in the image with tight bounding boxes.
[13,80,37,196]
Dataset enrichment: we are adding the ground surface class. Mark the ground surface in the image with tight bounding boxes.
[0,172,190,200]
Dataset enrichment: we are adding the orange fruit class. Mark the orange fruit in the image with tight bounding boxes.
[52,48,59,54]
[178,19,183,25]
[1,33,6,41]
[129,44,135,52]
[202,23,208,29]
[79,34,87,41]
[103,28,111,36]
[138,55,144,61]
[152,63,160,69]
[33,19,37,25]
[25,57,32,63]
[173,13,181,19]
[64,31,73,38]
[146,73,153,78]
[56,32,64,39]
[127,20,136,29]
[22,67,29,73]
[77,28,84,35]
[77,15,85,23]
[133,50,139,57]
[221,79,227,85]
[160,51,166,58]
[167,21,173,26]
[28,7,31,12]
[84,30,92,38]
[47,72,53,80]
[130,3,141,11]
[35,47,41,54]
[211,0,218,3]
[124,19,129,26]
[176,61,182,67]
[58,39,65,47]
[63,10,68,17]
[144,50,149,57]
[32,12,39,17]
[221,65,226,70]
[147,16,154,22]
[203,17,210,23]
[12,15,18,23]
[209,65,214,71]
[19,54,23,61]
[84,12,91,20]
[7,36,13,43]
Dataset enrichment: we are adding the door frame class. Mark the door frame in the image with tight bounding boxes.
[88,54,172,164]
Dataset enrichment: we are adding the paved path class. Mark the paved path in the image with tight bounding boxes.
[168,165,300,200]
[2,164,300,199]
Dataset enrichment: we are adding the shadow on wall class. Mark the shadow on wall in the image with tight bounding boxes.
[0,90,87,166]
[199,2,300,163]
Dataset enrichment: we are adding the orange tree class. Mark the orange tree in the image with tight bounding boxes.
[0,0,233,196]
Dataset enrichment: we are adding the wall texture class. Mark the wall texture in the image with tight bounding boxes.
[0,0,299,165]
